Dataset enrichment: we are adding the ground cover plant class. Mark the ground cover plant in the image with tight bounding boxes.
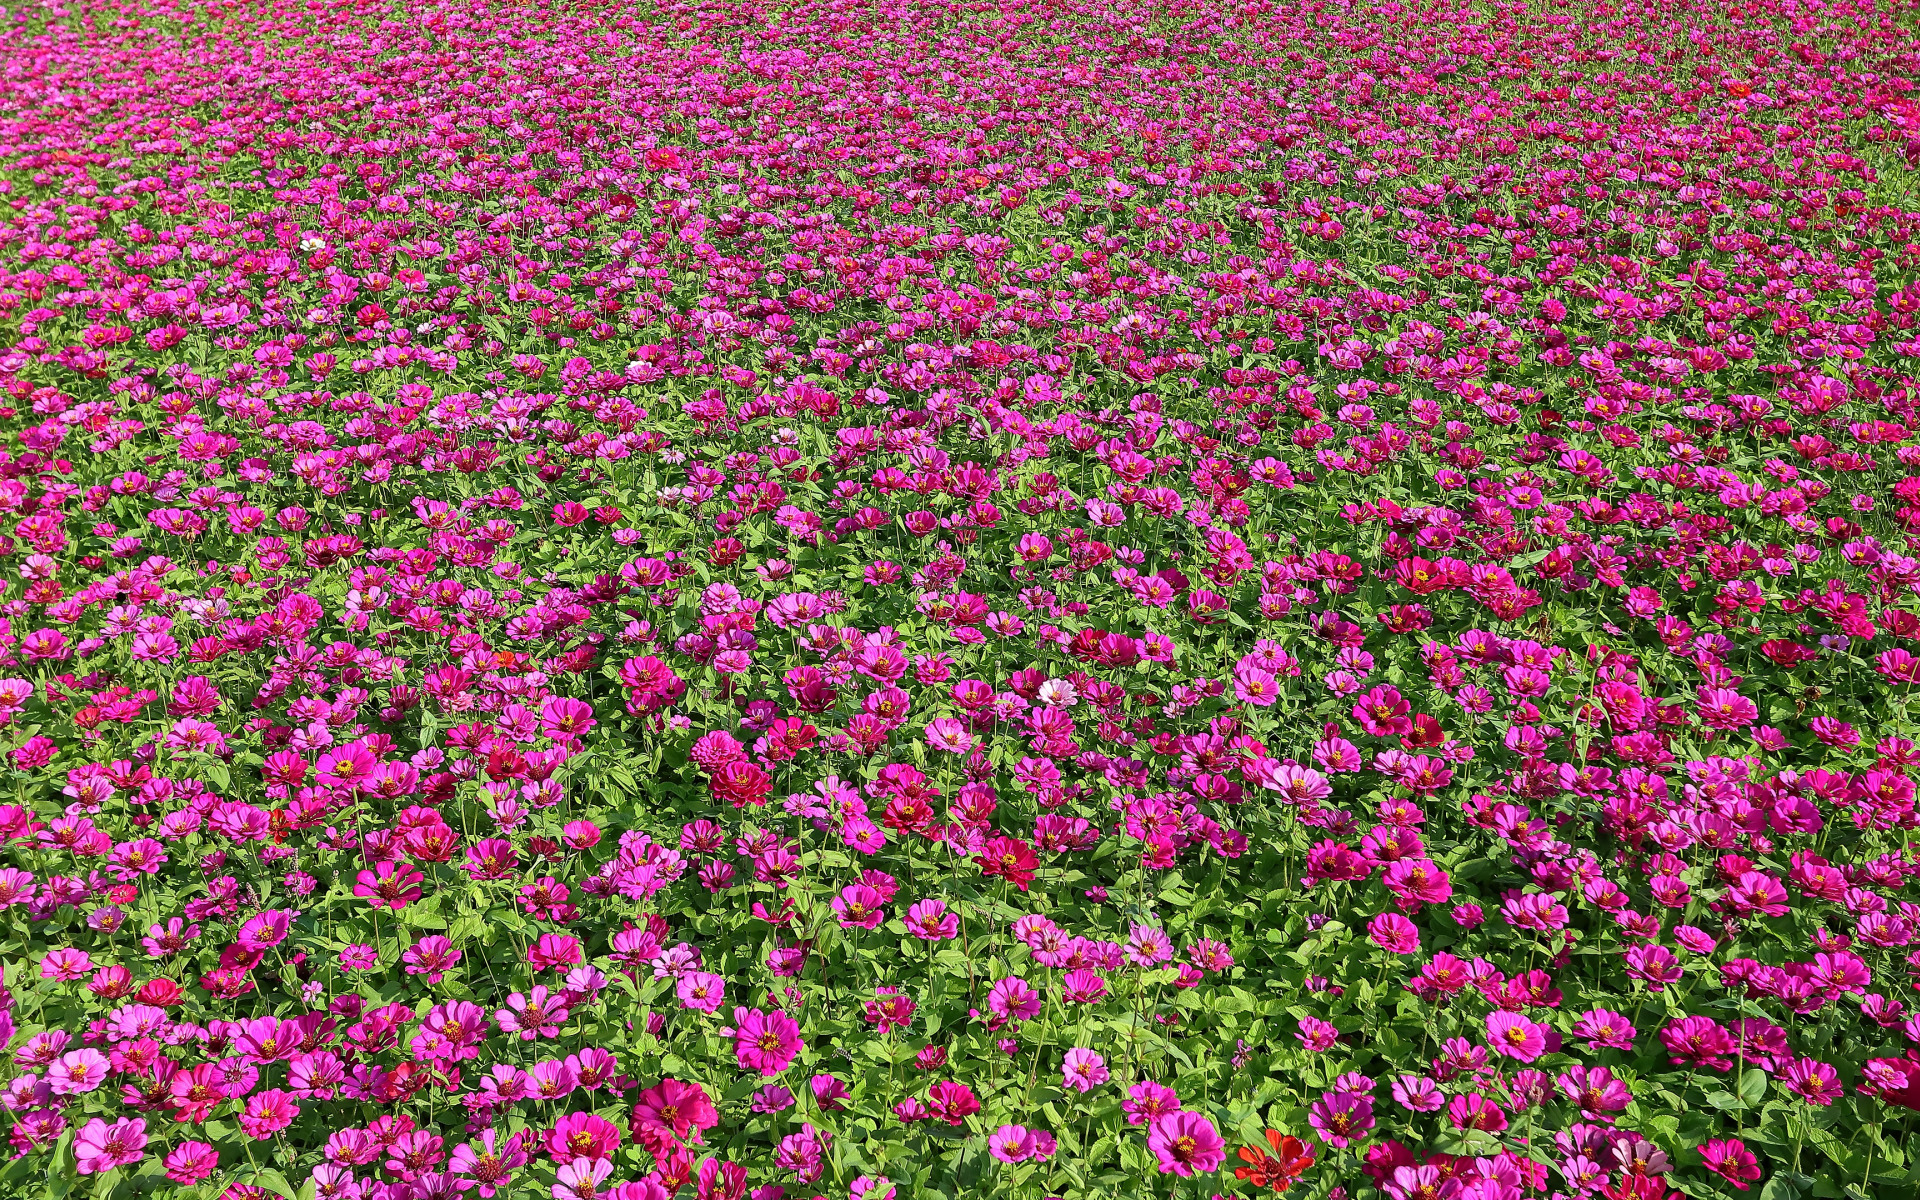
[1,0,1920,1195]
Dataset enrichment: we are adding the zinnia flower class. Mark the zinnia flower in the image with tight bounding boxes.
[1146,1110,1226,1176]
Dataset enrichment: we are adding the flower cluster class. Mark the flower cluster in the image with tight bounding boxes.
[0,0,1917,1196]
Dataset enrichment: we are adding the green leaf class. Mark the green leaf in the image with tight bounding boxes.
[1738,1067,1768,1107]
[88,1167,122,1200]
[1433,1129,1503,1157]
[47,1130,76,1199]
[253,1168,299,1199]
[1759,1172,1813,1200]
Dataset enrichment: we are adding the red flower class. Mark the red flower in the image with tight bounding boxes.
[976,836,1039,890]
[709,760,773,808]
[1235,1130,1315,1191]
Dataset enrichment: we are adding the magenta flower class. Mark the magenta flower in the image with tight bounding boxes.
[986,976,1041,1023]
[1780,1057,1844,1105]
[1661,1015,1737,1071]
[831,883,888,930]
[545,1112,621,1165]
[39,947,92,981]
[987,1124,1037,1163]
[496,986,568,1041]
[401,935,462,984]
[1062,1048,1109,1093]
[1701,1138,1762,1190]
[1122,1080,1181,1125]
[74,1117,147,1175]
[1061,969,1108,1004]
[237,1089,299,1139]
[235,908,295,952]
[1297,1016,1341,1053]
[552,1157,613,1200]
[1446,1092,1507,1133]
[1572,1008,1638,1051]
[775,1124,827,1183]
[1559,1065,1633,1118]
[1306,1091,1374,1148]
[1623,944,1685,990]
[727,1006,804,1075]
[352,861,424,911]
[163,1142,218,1185]
[46,1047,109,1094]
[677,971,726,1014]
[926,1081,980,1125]
[904,898,959,940]
[1390,1074,1444,1112]
[1485,1011,1548,1063]
[1367,911,1421,954]
[1145,1110,1225,1176]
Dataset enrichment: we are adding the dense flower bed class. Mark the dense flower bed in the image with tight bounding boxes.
[3,0,1920,1196]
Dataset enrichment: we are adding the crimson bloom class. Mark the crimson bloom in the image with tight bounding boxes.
[976,836,1039,890]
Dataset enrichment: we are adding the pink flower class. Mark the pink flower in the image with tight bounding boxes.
[527,933,584,971]
[449,1130,527,1198]
[1234,666,1279,707]
[1390,1074,1444,1112]
[775,1124,827,1183]
[831,884,887,930]
[1780,1056,1843,1104]
[352,861,424,911]
[925,1081,980,1125]
[74,1117,147,1175]
[904,898,959,940]
[46,1047,109,1094]
[1123,1080,1181,1125]
[545,1112,622,1165]
[401,935,462,984]
[1485,1011,1548,1062]
[727,1006,803,1075]
[924,717,973,754]
[1559,1065,1633,1118]
[1367,912,1421,954]
[235,909,296,952]
[1353,685,1412,736]
[1696,686,1758,730]
[1623,944,1685,990]
[552,1157,613,1200]
[987,1124,1036,1163]
[1061,969,1107,1004]
[1297,1016,1341,1052]
[1145,1110,1225,1176]
[1062,1048,1108,1093]
[40,947,92,981]
[986,977,1041,1023]
[1446,1092,1507,1132]
[1572,1008,1638,1051]
[677,972,726,1014]
[237,1088,299,1138]
[496,986,569,1040]
[1701,1138,1761,1190]
[163,1142,218,1185]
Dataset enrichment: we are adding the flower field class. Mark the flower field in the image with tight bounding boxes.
[3,0,1920,1195]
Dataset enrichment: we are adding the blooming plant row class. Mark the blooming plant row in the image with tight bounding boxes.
[2,0,1920,1197]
